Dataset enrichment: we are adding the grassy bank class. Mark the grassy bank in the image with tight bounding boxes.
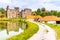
[0,18,20,21]
[6,21,39,40]
[46,24,60,40]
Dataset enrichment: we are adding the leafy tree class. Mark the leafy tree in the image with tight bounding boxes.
[50,10,57,16]
[35,8,41,15]
[0,8,5,14]
[57,12,60,17]
[41,12,47,17]
[46,12,51,16]
[0,8,6,18]
[34,8,60,17]
[41,7,45,12]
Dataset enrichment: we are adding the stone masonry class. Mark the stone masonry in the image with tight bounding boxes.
[6,6,32,18]
[6,5,20,18]
[21,8,32,18]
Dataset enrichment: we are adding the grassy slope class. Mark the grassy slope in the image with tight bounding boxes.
[46,24,60,40]
[6,21,39,40]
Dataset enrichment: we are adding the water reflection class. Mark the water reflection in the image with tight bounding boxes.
[7,22,19,34]
[0,22,6,31]
[0,21,27,40]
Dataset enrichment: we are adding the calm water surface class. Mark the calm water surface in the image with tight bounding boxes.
[0,21,27,40]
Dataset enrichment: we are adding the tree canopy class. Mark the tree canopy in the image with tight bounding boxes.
[0,8,5,14]
[35,8,41,15]
[34,8,60,17]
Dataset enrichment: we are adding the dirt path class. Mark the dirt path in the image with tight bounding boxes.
[28,21,56,40]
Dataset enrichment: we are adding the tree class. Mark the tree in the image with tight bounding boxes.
[0,8,6,18]
[41,7,45,12]
[33,8,59,17]
[50,10,57,16]
[57,12,60,17]
[46,12,51,16]
[0,8,5,14]
[35,8,41,15]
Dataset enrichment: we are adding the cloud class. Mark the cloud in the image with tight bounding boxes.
[0,0,11,4]
[41,0,60,11]
[0,0,60,11]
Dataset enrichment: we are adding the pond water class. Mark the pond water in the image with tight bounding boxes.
[0,21,27,40]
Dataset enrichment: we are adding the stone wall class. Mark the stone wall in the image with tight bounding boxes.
[6,6,20,18]
[21,8,32,18]
[6,6,32,18]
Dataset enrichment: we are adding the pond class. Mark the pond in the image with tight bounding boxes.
[0,21,27,40]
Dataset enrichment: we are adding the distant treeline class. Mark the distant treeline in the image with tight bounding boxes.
[33,8,60,17]
[0,7,60,17]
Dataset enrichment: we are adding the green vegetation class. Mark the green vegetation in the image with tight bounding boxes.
[0,18,20,22]
[46,24,60,40]
[0,8,6,18]
[0,8,5,14]
[6,21,39,40]
[34,8,60,17]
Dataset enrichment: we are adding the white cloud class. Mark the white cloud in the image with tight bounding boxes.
[37,0,60,11]
[0,0,60,11]
[0,0,11,4]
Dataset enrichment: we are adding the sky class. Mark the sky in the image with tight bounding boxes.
[0,0,60,11]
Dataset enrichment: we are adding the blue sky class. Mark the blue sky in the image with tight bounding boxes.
[0,0,60,11]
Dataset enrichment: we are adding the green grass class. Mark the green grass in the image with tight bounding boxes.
[6,21,39,40]
[0,18,26,22]
[0,18,20,20]
[46,24,60,40]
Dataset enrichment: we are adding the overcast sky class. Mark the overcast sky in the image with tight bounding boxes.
[0,0,60,11]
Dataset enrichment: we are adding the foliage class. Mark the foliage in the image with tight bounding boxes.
[35,8,41,15]
[0,8,6,18]
[50,10,58,16]
[57,12,60,17]
[6,21,39,40]
[35,8,47,17]
[41,7,45,12]
[0,8,5,14]
[34,8,60,17]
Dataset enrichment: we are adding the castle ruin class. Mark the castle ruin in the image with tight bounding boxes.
[6,5,32,18]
